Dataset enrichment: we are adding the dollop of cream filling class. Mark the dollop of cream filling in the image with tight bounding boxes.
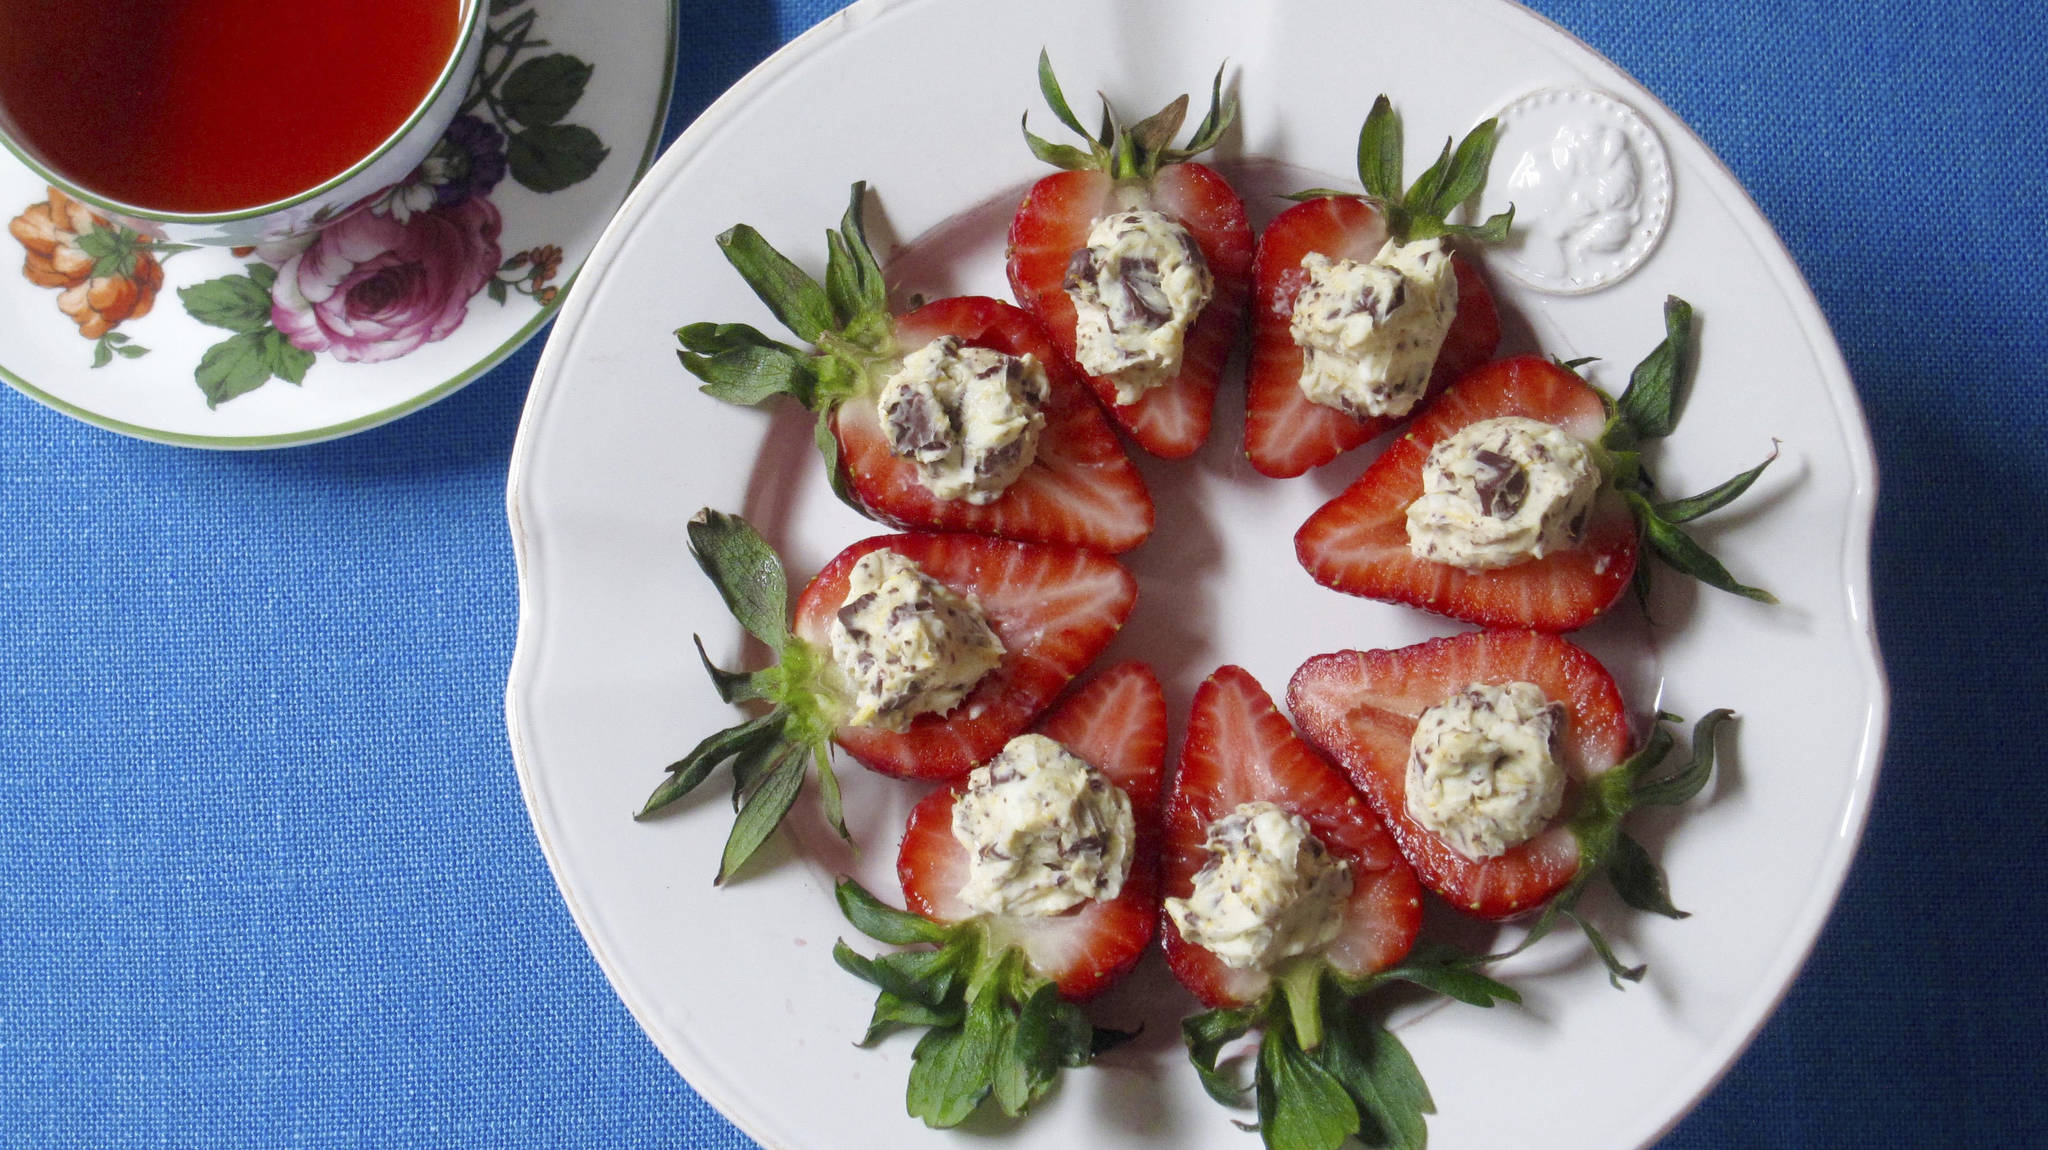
[1064,208,1214,404]
[1291,238,1458,419]
[1405,416,1600,570]
[828,549,1003,731]
[1164,801,1353,971]
[1406,681,1568,861]
[950,733,1135,917]
[876,335,1050,505]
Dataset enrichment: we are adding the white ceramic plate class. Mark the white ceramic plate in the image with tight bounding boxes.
[505,1,1886,1146]
[0,0,675,448]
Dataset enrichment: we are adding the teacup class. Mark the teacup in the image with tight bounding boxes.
[0,0,487,246]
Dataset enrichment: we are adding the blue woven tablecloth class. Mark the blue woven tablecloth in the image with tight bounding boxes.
[4,1,2041,1145]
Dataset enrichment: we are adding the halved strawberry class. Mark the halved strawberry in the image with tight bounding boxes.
[1289,630,1736,985]
[898,660,1166,997]
[1005,53,1252,458]
[1244,96,1512,478]
[1163,665,1419,1008]
[1246,201,1501,478]
[832,663,1165,1127]
[678,183,1153,553]
[794,533,1138,781]
[1164,667,1517,1150]
[636,512,1136,882]
[1297,299,1778,631]
[1288,631,1631,919]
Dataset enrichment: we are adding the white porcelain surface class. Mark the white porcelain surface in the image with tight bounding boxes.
[505,1,1885,1147]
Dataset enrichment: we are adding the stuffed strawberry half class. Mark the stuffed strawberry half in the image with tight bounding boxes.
[677,183,1153,554]
[1246,96,1510,478]
[1289,629,1734,985]
[637,511,1136,882]
[1164,666,1517,1150]
[834,662,1166,1127]
[1296,297,1778,631]
[1006,52,1253,458]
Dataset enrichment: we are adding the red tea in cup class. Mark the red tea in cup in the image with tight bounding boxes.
[0,0,462,214]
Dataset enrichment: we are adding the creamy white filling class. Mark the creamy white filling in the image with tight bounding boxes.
[876,335,1051,505]
[1063,208,1214,404]
[1405,416,1600,570]
[1291,238,1458,419]
[828,549,1003,731]
[950,734,1135,917]
[1164,801,1353,971]
[1406,681,1567,861]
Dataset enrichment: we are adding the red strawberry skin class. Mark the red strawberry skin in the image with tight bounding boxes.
[1244,196,1502,479]
[1288,630,1634,920]
[1005,165,1253,459]
[833,296,1154,554]
[1295,355,1638,632]
[792,533,1137,781]
[898,661,1166,1000]
[1162,665,1421,1009]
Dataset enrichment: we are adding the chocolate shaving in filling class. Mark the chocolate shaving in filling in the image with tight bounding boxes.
[1471,449,1530,519]
[882,389,950,458]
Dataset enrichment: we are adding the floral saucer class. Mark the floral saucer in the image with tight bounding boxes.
[0,0,677,448]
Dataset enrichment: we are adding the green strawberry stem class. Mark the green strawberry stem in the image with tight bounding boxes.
[634,510,849,884]
[1183,952,1517,1150]
[1588,296,1779,606]
[1487,708,1736,987]
[1021,49,1235,184]
[1286,94,1515,245]
[832,879,1133,1128]
[673,183,901,513]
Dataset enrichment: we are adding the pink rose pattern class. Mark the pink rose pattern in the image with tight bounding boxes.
[270,195,503,364]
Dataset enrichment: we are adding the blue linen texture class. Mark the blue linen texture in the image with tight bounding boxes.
[1,0,2042,1146]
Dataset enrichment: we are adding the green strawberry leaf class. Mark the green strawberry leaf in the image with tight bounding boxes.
[1258,1018,1358,1150]
[1183,1006,1257,1106]
[1606,829,1687,919]
[675,322,820,407]
[836,878,951,947]
[992,978,1067,1115]
[1168,61,1236,162]
[1628,491,1778,603]
[1033,48,1103,151]
[1364,943,1521,1009]
[1426,116,1505,220]
[716,745,806,883]
[1569,909,1648,988]
[823,181,890,344]
[635,707,786,818]
[1616,296,1695,442]
[692,635,768,704]
[729,737,796,810]
[905,999,1002,1128]
[1126,93,1190,164]
[1355,95,1402,203]
[1402,137,1456,224]
[859,991,962,1045]
[1022,124,1100,172]
[1311,995,1431,1150]
[1654,444,1780,523]
[1632,709,1735,808]
[686,510,788,648]
[715,223,838,344]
